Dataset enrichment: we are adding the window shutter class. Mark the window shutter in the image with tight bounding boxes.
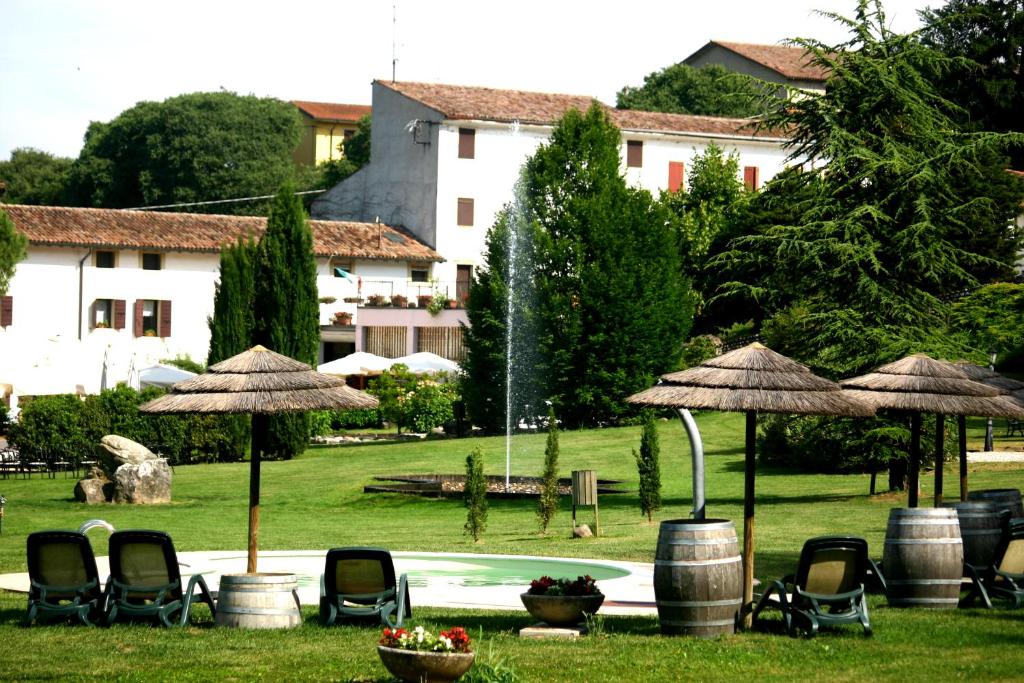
[744,166,760,190]
[113,299,126,330]
[458,128,475,159]
[159,300,172,338]
[133,299,144,337]
[0,296,12,327]
[668,161,685,193]
[627,140,643,168]
[457,198,474,226]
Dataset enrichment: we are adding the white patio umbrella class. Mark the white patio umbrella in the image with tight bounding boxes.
[391,351,460,374]
[317,351,394,376]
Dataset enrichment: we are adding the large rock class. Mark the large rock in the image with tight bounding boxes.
[74,477,113,504]
[113,459,172,504]
[96,435,158,476]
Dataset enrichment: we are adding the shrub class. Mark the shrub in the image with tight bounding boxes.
[331,408,382,429]
[679,335,719,369]
[8,394,90,459]
[368,365,459,433]
[635,412,662,522]
[464,447,488,542]
[537,406,560,533]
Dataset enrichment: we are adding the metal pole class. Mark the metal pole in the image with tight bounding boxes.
[676,409,705,520]
[984,349,996,451]
[742,411,756,629]
[934,414,944,507]
[909,413,922,508]
[958,415,968,501]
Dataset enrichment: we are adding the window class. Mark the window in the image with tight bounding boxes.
[134,299,172,337]
[457,198,474,226]
[626,140,643,168]
[410,266,430,283]
[456,264,473,304]
[141,252,162,271]
[744,166,760,191]
[0,296,12,328]
[668,161,685,193]
[333,261,354,278]
[343,129,355,142]
[95,250,116,268]
[92,299,113,329]
[458,128,475,159]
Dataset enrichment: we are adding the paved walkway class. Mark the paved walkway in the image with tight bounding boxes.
[966,451,1024,463]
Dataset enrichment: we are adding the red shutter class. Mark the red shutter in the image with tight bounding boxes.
[458,128,475,159]
[627,140,643,168]
[133,300,144,337]
[0,296,12,327]
[457,198,474,226]
[159,300,172,338]
[113,299,126,330]
[744,166,760,190]
[668,161,685,193]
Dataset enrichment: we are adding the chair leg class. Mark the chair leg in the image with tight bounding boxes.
[960,564,993,610]
[181,574,217,626]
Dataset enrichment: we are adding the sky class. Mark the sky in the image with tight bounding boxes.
[0,0,934,160]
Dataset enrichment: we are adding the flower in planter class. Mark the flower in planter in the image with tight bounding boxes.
[318,296,337,304]
[527,575,601,596]
[333,312,353,325]
[416,295,433,309]
[391,294,408,308]
[343,296,364,304]
[143,329,158,337]
[379,625,472,653]
[367,294,388,307]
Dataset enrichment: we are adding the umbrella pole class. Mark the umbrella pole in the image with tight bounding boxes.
[908,413,921,508]
[958,415,968,501]
[247,414,265,574]
[934,414,944,507]
[742,410,756,629]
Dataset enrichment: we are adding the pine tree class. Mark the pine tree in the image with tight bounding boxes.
[635,413,662,522]
[537,406,560,533]
[464,447,488,542]
[252,185,320,459]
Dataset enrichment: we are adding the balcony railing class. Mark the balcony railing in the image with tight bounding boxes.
[354,280,468,308]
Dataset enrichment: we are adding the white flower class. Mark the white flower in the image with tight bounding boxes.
[438,635,452,651]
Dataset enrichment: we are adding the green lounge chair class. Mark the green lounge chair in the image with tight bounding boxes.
[753,536,873,637]
[320,547,411,628]
[25,530,103,626]
[104,530,216,627]
[963,518,1024,609]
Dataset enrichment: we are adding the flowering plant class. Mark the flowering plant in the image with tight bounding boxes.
[379,625,472,653]
[527,575,601,596]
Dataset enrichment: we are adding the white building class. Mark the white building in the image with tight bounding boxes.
[0,204,465,409]
[312,80,794,287]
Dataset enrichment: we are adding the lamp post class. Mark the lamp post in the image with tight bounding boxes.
[0,495,6,535]
[984,348,997,452]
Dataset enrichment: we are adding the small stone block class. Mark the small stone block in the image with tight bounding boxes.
[573,524,593,538]
[519,623,587,639]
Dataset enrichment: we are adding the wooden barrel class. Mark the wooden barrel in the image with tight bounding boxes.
[968,488,1023,520]
[215,573,302,629]
[882,508,963,609]
[940,501,1005,567]
[654,519,742,637]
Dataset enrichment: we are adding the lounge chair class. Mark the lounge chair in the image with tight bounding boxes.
[752,536,873,637]
[962,519,1024,609]
[104,530,216,627]
[25,530,103,626]
[320,547,411,628]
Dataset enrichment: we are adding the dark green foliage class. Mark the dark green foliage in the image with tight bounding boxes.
[948,282,1024,361]
[8,395,91,460]
[252,186,320,459]
[616,63,773,118]
[715,0,1024,377]
[313,115,372,190]
[920,0,1024,168]
[63,92,305,214]
[0,209,27,297]
[308,407,383,433]
[160,355,205,374]
[679,335,720,369]
[0,148,72,205]
[635,413,662,522]
[464,447,488,542]
[537,407,560,533]
[465,103,692,429]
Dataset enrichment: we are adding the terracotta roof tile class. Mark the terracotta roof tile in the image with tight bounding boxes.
[708,41,828,82]
[1,204,442,262]
[379,81,779,139]
[291,101,372,123]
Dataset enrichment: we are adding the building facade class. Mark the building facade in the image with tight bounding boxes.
[291,101,372,166]
[682,40,828,94]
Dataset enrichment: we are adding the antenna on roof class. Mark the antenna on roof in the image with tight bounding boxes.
[392,3,398,83]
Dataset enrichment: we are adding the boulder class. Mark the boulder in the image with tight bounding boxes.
[74,477,113,505]
[113,459,172,504]
[572,524,594,538]
[96,435,157,476]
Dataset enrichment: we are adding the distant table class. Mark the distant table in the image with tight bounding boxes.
[1008,420,1024,438]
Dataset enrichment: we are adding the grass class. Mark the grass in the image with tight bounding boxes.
[0,412,1022,681]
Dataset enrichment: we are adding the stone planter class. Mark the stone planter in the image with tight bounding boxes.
[376,646,474,683]
[519,592,604,626]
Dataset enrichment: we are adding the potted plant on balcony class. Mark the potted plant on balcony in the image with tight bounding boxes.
[417,294,433,309]
[332,311,353,326]
[377,625,474,682]
[391,294,409,308]
[343,296,364,304]
[367,294,388,307]
[318,296,337,305]
[520,575,604,626]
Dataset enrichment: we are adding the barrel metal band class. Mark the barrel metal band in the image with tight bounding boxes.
[655,557,742,567]
[886,579,962,586]
[657,598,743,608]
[888,519,959,525]
[217,605,302,616]
[660,618,736,627]
[884,538,961,544]
[661,538,738,546]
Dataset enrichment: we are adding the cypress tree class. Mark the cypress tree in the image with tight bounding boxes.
[252,185,320,459]
[464,447,488,542]
[537,406,560,533]
[635,412,662,522]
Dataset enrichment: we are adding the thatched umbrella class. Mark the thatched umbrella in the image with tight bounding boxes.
[139,345,378,573]
[627,342,874,626]
[840,355,1024,507]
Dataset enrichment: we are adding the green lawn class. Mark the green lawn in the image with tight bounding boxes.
[0,412,1022,681]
